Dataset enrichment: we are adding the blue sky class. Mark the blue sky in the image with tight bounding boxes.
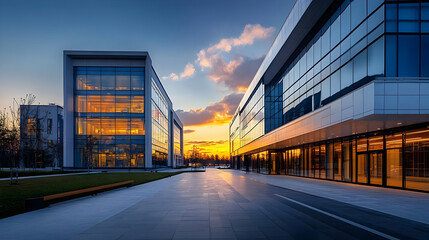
[0,0,295,156]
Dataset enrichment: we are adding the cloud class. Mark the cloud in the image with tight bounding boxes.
[183,129,195,134]
[162,73,179,81]
[176,92,243,126]
[197,24,274,68]
[207,56,264,92]
[162,63,195,81]
[195,24,273,91]
[180,63,195,79]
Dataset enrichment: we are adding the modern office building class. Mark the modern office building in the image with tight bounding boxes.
[230,0,429,192]
[63,51,183,169]
[20,104,64,168]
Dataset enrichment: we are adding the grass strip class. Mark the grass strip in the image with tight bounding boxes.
[0,172,181,219]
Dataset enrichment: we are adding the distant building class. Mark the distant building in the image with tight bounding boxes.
[63,51,183,169]
[20,104,64,168]
[230,0,429,192]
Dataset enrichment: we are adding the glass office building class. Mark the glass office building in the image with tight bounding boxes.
[230,0,429,192]
[64,51,183,169]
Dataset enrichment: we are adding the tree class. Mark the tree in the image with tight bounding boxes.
[84,135,98,172]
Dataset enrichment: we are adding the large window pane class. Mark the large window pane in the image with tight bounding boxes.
[368,37,384,77]
[86,73,101,90]
[334,142,342,181]
[421,36,429,77]
[353,49,367,83]
[116,96,130,113]
[351,0,367,30]
[75,95,87,112]
[330,70,341,95]
[86,95,100,112]
[75,72,86,90]
[116,72,130,90]
[101,118,115,135]
[131,96,144,113]
[101,95,115,112]
[321,77,331,100]
[101,72,115,90]
[116,119,130,135]
[131,118,144,135]
[321,24,331,56]
[341,4,351,40]
[398,35,419,77]
[398,3,419,33]
[357,138,368,184]
[386,4,398,33]
[386,133,403,188]
[386,35,397,77]
[405,129,429,191]
[131,75,144,91]
[331,17,341,47]
[341,61,353,89]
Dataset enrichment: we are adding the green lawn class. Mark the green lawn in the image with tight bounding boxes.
[0,172,182,219]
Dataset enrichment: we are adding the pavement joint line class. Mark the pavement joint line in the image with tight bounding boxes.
[274,193,399,240]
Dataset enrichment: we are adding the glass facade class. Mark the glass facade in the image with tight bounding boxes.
[230,0,429,192]
[173,122,182,166]
[73,67,145,168]
[151,78,169,167]
[244,125,429,192]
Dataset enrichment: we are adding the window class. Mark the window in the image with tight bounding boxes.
[321,77,331,101]
[101,72,115,90]
[341,3,351,40]
[116,72,130,90]
[330,70,341,95]
[321,23,331,56]
[26,118,35,136]
[386,4,397,33]
[368,37,384,76]
[422,3,429,33]
[341,61,353,89]
[131,75,144,91]
[398,35,419,77]
[353,49,367,83]
[47,119,52,135]
[398,3,419,33]
[86,71,101,90]
[421,36,429,77]
[386,35,397,77]
[351,0,367,30]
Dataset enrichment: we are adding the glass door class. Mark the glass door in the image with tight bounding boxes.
[357,153,368,184]
[370,151,383,185]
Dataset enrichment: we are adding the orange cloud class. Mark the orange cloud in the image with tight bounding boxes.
[163,63,195,80]
[195,24,273,91]
[176,92,243,126]
[197,24,275,68]
[180,63,195,79]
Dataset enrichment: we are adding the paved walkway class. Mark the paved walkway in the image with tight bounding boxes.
[225,169,429,225]
[0,169,428,240]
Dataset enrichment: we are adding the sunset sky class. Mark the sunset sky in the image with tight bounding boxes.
[0,0,295,158]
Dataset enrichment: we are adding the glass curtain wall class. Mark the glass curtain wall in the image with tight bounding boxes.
[74,67,145,168]
[255,125,429,191]
[282,0,385,126]
[173,123,182,166]
[151,78,169,167]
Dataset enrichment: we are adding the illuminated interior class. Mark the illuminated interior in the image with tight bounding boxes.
[73,66,145,168]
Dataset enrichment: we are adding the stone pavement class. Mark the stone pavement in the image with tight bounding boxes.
[1,168,428,240]
[224,169,429,225]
